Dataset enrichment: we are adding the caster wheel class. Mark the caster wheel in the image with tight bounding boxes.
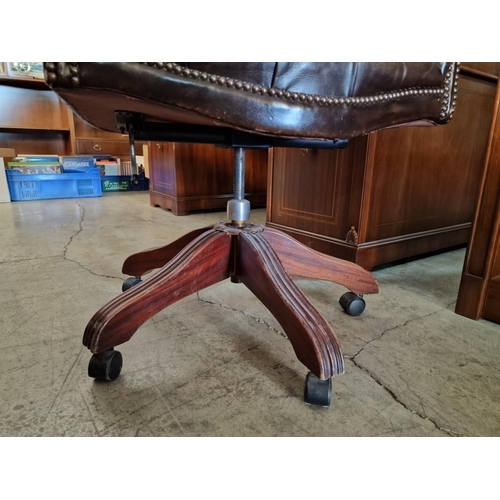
[304,372,332,407]
[122,276,142,292]
[339,292,366,317]
[88,349,123,381]
[131,175,140,187]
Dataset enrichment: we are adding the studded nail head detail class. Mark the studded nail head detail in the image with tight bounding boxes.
[144,62,458,116]
[43,62,458,123]
[44,62,58,83]
[44,62,80,87]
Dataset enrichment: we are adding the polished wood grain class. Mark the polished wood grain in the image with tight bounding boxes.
[82,222,377,379]
[0,76,50,90]
[482,286,500,324]
[0,85,70,131]
[261,227,378,295]
[267,142,358,240]
[73,113,130,141]
[237,231,344,379]
[455,78,500,321]
[366,75,493,241]
[76,139,144,157]
[122,226,211,276]
[0,84,72,154]
[267,71,497,270]
[83,229,232,352]
[0,83,145,159]
[73,113,144,159]
[0,130,70,155]
[149,142,268,215]
[461,62,500,81]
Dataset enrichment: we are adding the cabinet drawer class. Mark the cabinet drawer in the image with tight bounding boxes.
[76,139,143,157]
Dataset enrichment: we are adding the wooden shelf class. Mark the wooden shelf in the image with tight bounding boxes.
[0,126,70,132]
[0,76,50,90]
[0,80,141,158]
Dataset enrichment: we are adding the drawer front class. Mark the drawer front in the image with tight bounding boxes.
[76,139,143,157]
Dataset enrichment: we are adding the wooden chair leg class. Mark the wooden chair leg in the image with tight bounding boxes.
[84,228,231,353]
[236,230,345,380]
[122,226,213,276]
[262,227,378,295]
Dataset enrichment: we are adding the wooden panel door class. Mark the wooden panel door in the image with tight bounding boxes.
[149,142,177,197]
[267,140,363,240]
[363,74,496,242]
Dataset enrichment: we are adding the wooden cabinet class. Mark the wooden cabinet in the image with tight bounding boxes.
[0,78,141,160]
[75,139,133,156]
[72,114,143,158]
[0,82,73,155]
[148,142,268,215]
[267,64,500,270]
[455,76,500,322]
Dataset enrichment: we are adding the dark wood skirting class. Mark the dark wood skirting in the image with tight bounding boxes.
[266,221,471,270]
[150,190,267,216]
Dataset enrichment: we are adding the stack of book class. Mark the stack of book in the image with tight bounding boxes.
[60,156,96,173]
[7,155,62,174]
[5,154,125,176]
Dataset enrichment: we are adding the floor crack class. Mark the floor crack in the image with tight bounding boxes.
[348,307,446,360]
[61,201,122,281]
[63,202,85,259]
[346,300,464,437]
[350,357,463,437]
[197,293,288,339]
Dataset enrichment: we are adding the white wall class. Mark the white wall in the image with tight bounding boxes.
[0,157,11,203]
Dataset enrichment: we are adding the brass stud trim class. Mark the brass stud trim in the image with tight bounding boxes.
[143,62,458,113]
[43,62,459,122]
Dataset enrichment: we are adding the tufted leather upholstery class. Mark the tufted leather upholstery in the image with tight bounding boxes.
[44,62,459,141]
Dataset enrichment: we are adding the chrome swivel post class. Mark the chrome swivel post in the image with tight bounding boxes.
[227,147,250,227]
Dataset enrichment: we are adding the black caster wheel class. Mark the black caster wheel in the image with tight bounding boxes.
[131,174,140,187]
[122,276,142,292]
[304,372,332,407]
[339,292,366,317]
[88,349,123,381]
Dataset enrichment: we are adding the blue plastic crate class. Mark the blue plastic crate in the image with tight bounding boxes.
[6,168,102,201]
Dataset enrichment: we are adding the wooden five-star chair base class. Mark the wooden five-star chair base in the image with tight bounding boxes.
[84,222,378,406]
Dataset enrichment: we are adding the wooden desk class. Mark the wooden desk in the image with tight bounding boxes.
[456,74,500,322]
[147,142,268,215]
[266,63,500,270]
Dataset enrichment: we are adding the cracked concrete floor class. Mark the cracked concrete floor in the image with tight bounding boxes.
[1,192,499,437]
